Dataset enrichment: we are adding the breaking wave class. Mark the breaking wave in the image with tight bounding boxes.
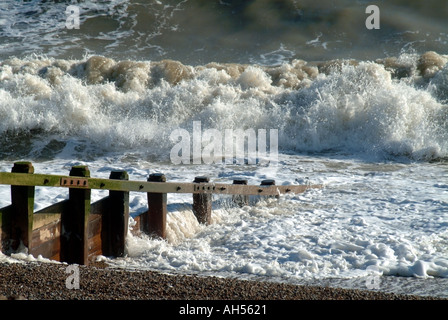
[0,51,447,161]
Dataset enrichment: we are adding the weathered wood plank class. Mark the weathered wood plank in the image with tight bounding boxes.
[88,212,102,239]
[88,232,102,262]
[91,197,108,216]
[88,200,103,261]
[30,219,61,261]
[87,212,102,262]
[33,200,67,229]
[0,172,322,195]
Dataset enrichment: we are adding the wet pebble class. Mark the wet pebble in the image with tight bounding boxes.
[0,262,443,300]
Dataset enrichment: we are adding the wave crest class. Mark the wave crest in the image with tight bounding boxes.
[0,52,447,161]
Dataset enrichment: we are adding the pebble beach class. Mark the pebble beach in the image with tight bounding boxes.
[0,261,443,301]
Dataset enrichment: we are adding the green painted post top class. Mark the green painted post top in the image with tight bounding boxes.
[109,171,129,180]
[148,173,166,182]
[233,179,248,185]
[70,165,90,177]
[12,162,34,174]
[261,179,276,186]
[194,176,209,183]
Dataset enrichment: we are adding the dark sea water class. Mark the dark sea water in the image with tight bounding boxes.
[1,0,447,64]
[0,0,448,298]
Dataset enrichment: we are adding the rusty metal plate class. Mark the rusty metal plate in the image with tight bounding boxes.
[193,183,216,192]
[60,177,89,188]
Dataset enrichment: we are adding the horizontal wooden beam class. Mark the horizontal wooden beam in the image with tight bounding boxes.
[0,172,322,195]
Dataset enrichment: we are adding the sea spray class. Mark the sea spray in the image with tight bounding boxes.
[2,52,446,161]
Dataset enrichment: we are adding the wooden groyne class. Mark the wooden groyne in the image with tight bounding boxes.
[0,161,322,265]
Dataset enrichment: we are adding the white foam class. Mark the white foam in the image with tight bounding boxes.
[73,155,444,284]
[1,55,447,161]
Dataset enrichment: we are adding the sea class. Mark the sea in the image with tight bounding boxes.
[0,0,447,298]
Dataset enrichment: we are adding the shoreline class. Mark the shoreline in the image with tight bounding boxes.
[0,261,445,301]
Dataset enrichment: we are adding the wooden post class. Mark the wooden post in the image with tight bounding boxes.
[232,179,249,206]
[192,176,212,225]
[261,179,276,186]
[61,165,91,265]
[145,173,167,238]
[102,171,129,257]
[261,179,278,199]
[10,161,35,251]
